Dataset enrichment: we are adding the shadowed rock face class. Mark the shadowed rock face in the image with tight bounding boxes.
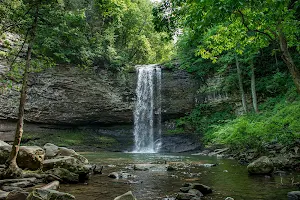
[0,65,199,125]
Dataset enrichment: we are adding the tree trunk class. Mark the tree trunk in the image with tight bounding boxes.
[235,55,247,113]
[4,4,39,178]
[278,29,300,93]
[250,62,259,113]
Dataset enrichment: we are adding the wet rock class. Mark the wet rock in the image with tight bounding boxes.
[0,190,9,200]
[108,172,135,179]
[6,190,28,200]
[188,189,203,197]
[176,192,200,200]
[183,183,212,195]
[179,187,190,193]
[197,164,217,168]
[26,189,75,200]
[93,164,103,174]
[247,156,274,174]
[287,191,300,200]
[133,164,169,171]
[114,191,137,200]
[108,172,119,179]
[45,168,79,183]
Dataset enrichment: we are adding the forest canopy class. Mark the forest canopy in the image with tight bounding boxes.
[0,0,173,70]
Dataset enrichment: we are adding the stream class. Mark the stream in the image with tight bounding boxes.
[60,152,300,200]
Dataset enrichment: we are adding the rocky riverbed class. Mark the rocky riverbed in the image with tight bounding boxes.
[1,140,300,200]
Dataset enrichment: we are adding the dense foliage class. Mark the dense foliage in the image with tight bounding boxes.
[155,0,300,147]
[0,0,173,70]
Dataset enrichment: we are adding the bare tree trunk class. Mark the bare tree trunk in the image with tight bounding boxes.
[235,55,247,113]
[4,3,39,178]
[250,62,258,113]
[278,29,300,93]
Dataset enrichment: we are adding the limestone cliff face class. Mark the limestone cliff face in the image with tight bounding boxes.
[0,65,199,125]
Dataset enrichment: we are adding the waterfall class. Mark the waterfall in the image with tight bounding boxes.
[133,65,162,153]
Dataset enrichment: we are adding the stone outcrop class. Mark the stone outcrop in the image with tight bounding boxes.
[0,65,198,126]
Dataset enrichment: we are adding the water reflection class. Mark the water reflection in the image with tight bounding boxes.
[60,152,300,200]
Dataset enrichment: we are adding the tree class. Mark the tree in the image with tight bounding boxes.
[3,0,41,178]
[169,0,300,93]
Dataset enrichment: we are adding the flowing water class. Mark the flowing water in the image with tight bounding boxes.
[133,65,162,153]
[60,152,300,200]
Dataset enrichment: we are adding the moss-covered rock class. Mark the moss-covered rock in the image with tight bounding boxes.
[247,156,274,174]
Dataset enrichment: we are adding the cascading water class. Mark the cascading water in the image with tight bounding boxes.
[133,64,162,153]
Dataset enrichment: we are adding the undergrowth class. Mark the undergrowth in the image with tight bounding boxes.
[206,88,300,150]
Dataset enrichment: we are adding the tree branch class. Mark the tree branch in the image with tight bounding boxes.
[237,10,275,41]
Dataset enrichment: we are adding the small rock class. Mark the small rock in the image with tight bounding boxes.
[288,191,300,200]
[225,197,234,200]
[114,191,137,200]
[247,156,274,175]
[93,165,103,174]
[198,164,217,167]
[188,189,203,197]
[183,183,212,195]
[179,187,190,193]
[108,172,119,179]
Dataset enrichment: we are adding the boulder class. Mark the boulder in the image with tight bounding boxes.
[42,156,90,181]
[26,189,75,200]
[114,191,137,200]
[17,146,45,170]
[288,191,300,200]
[43,144,58,158]
[45,168,79,183]
[247,156,274,174]
[0,146,44,170]
[43,144,88,164]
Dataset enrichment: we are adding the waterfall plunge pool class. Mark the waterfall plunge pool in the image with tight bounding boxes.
[60,152,300,200]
